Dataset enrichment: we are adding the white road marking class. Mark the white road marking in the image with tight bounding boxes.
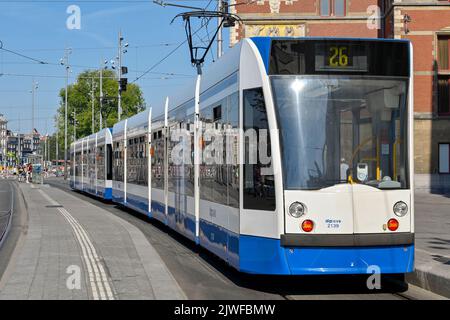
[38,189,115,300]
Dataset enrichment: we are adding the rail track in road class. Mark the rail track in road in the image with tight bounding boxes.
[45,177,440,300]
[0,179,14,248]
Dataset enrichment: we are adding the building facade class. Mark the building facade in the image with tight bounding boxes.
[230,0,380,45]
[0,114,7,166]
[231,0,450,192]
[6,131,19,167]
[384,0,450,191]
[5,130,41,167]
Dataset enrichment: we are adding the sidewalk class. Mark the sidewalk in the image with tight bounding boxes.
[407,191,450,298]
[0,182,185,300]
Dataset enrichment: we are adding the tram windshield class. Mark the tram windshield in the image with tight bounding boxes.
[271,76,409,190]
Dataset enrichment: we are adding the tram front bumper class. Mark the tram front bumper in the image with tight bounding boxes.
[238,234,414,275]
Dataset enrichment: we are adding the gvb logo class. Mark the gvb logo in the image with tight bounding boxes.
[66,5,81,30]
[367,5,381,30]
[366,265,381,290]
[66,265,81,290]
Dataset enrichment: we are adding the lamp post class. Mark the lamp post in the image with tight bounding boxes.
[72,110,76,142]
[105,37,128,125]
[99,59,107,130]
[56,123,59,167]
[91,77,97,134]
[30,80,39,132]
[60,48,72,180]
[114,31,128,122]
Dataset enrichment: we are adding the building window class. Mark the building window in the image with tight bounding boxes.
[438,35,450,115]
[438,75,450,115]
[439,143,450,173]
[334,0,345,16]
[320,0,330,16]
[320,0,346,17]
[438,35,449,70]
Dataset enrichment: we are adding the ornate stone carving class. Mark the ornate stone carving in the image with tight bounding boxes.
[255,0,297,14]
[244,23,305,38]
[269,0,280,13]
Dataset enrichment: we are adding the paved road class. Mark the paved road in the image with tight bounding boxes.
[45,177,443,300]
[0,179,27,285]
[0,181,185,300]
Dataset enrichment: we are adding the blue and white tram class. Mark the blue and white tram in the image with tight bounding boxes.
[72,37,414,275]
[71,128,113,200]
[111,109,152,214]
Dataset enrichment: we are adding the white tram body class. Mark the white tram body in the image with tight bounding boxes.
[71,37,414,275]
[70,128,113,200]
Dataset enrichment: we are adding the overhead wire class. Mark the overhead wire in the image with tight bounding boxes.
[0,43,50,65]
[131,0,216,83]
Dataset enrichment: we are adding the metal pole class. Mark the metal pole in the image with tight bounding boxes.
[194,70,201,243]
[31,80,35,131]
[100,60,103,130]
[56,125,59,166]
[64,48,70,180]
[217,0,223,59]
[73,110,76,142]
[118,31,122,122]
[44,137,46,163]
[91,77,95,134]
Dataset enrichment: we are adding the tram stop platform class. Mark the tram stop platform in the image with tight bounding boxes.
[0,182,185,300]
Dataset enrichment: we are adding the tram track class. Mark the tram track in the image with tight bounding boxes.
[46,177,434,300]
[0,179,14,248]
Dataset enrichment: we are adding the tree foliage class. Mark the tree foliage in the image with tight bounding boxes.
[54,69,145,157]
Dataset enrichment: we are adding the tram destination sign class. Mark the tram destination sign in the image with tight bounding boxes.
[269,39,410,77]
[314,42,368,72]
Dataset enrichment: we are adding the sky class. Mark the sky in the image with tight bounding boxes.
[0,0,227,135]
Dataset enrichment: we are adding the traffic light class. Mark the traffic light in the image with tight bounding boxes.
[120,78,128,92]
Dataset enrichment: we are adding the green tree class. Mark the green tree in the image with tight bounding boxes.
[55,69,145,152]
[6,151,18,164]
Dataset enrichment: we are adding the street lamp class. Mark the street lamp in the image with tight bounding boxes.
[99,59,108,130]
[60,48,72,180]
[71,110,76,142]
[91,77,97,134]
[104,35,128,125]
[30,80,39,132]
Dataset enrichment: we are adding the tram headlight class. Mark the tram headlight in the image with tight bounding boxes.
[393,201,408,217]
[289,202,306,218]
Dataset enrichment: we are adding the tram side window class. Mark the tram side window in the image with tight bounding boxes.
[97,146,105,181]
[113,141,124,182]
[75,152,81,177]
[243,88,275,211]
[200,101,228,206]
[227,92,240,209]
[83,150,88,178]
[151,129,165,189]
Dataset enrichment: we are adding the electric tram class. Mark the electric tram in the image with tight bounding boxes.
[71,37,414,275]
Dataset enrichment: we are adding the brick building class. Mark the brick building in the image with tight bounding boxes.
[230,0,450,191]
